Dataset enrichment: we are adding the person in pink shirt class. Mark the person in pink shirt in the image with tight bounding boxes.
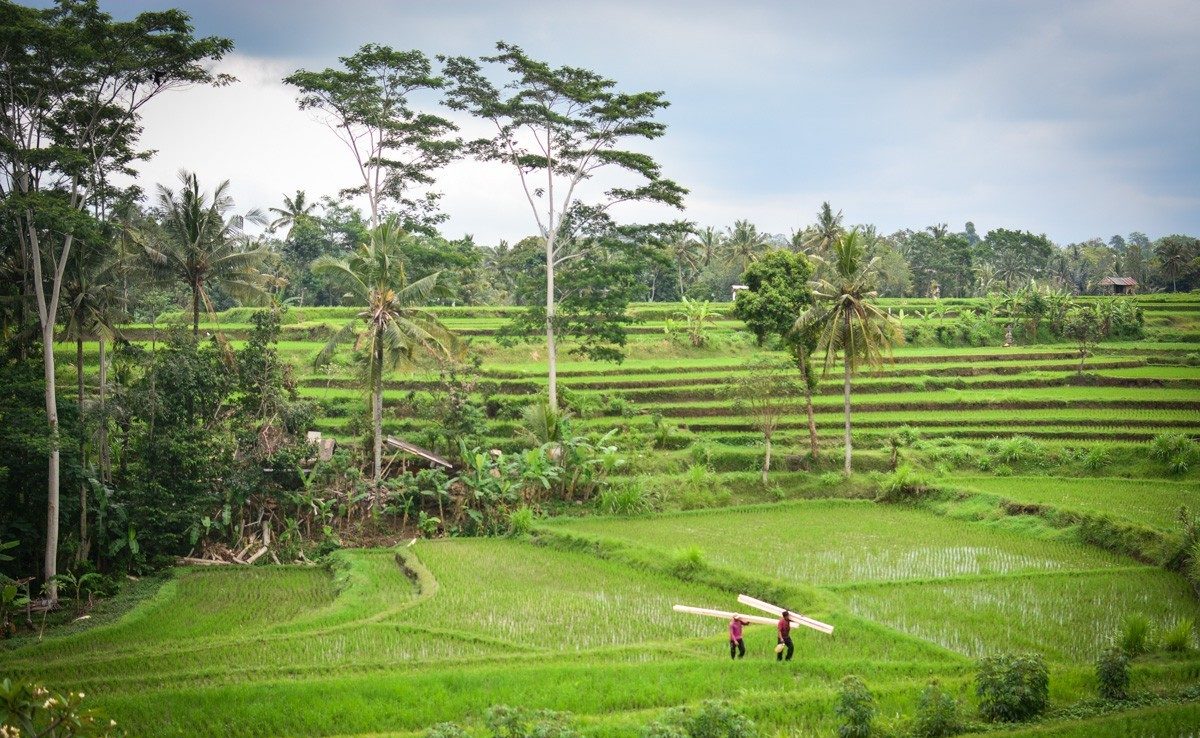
[729,615,750,659]
[776,610,794,661]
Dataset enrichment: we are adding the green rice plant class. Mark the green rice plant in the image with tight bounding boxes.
[1095,646,1129,700]
[843,570,1198,662]
[834,675,875,738]
[975,653,1048,723]
[1119,613,1151,656]
[550,500,1124,587]
[1160,618,1194,653]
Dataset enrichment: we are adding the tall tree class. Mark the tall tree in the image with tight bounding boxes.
[1154,235,1199,292]
[442,42,686,411]
[60,241,123,562]
[801,202,844,254]
[695,226,723,267]
[0,0,231,600]
[976,229,1054,290]
[312,217,454,485]
[721,219,770,274]
[268,190,317,237]
[729,357,796,484]
[797,230,903,475]
[732,250,819,458]
[142,171,273,334]
[284,45,460,230]
[667,228,703,297]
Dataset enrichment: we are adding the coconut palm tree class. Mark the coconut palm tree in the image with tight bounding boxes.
[269,190,318,238]
[801,202,844,255]
[142,170,273,334]
[721,220,770,274]
[312,217,455,485]
[667,231,704,297]
[796,229,903,475]
[694,226,723,267]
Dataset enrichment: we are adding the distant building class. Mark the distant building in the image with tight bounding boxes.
[731,284,749,301]
[1098,277,1137,295]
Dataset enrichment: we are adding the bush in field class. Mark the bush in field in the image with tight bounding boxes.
[975,653,1049,723]
[875,464,933,503]
[1096,646,1129,700]
[835,675,875,738]
[0,679,119,737]
[595,481,656,516]
[507,506,535,537]
[1161,619,1194,652]
[671,546,706,577]
[986,435,1045,465]
[1150,433,1200,474]
[426,723,470,738]
[643,700,757,738]
[1082,445,1111,472]
[1120,614,1152,656]
[912,679,961,738]
[485,705,580,738]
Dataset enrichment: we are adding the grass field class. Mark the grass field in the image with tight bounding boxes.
[7,294,1200,736]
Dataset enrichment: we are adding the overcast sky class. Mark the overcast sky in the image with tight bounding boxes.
[58,0,1200,244]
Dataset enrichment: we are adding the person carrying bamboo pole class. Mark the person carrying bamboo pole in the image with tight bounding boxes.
[775,610,794,661]
[729,615,750,659]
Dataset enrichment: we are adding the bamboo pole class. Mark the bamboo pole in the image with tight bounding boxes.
[672,605,777,627]
[736,594,834,635]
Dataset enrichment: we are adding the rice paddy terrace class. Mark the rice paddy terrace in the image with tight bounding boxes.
[9,293,1200,736]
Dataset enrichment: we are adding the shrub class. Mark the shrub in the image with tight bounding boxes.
[1161,619,1194,653]
[595,481,655,516]
[426,723,470,738]
[995,435,1044,465]
[1096,646,1129,700]
[1082,445,1111,472]
[819,472,843,488]
[1120,613,1151,656]
[0,679,119,737]
[508,506,535,537]
[835,675,875,738]
[975,653,1049,723]
[671,546,706,577]
[643,700,757,738]
[485,705,580,738]
[1150,433,1200,474]
[875,464,933,503]
[912,679,961,738]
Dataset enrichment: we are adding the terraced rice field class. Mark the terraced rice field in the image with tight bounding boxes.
[12,293,1200,735]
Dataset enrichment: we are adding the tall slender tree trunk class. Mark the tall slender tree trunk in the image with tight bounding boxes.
[42,321,61,600]
[98,336,110,483]
[843,313,853,476]
[76,336,89,564]
[761,430,771,485]
[192,284,201,336]
[797,353,819,459]
[546,235,558,412]
[372,334,384,486]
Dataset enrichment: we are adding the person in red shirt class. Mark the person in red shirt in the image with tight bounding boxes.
[729,615,749,659]
[776,610,794,661]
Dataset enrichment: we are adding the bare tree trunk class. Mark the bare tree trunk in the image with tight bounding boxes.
[546,235,558,412]
[98,336,110,483]
[761,430,771,485]
[42,321,61,600]
[372,335,383,486]
[76,336,89,564]
[797,355,819,458]
[843,313,853,476]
